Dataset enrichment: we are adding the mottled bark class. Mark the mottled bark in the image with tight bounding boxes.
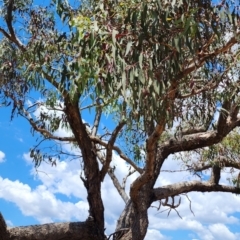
[8,222,100,240]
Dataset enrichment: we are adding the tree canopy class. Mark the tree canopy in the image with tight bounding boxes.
[0,0,240,239]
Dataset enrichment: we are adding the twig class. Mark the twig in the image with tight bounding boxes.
[182,194,195,216]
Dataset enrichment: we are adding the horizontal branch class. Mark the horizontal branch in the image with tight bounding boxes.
[191,156,240,172]
[7,221,100,240]
[152,180,240,202]
[162,116,240,156]
[181,126,208,135]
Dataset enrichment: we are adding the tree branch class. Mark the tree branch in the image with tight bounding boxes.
[7,220,100,240]
[2,0,26,51]
[190,156,240,172]
[97,152,129,204]
[152,180,240,202]
[162,115,240,156]
[100,121,126,181]
[90,136,143,173]
[91,99,102,136]
[18,106,76,142]
[130,79,179,201]
[42,70,68,98]
[181,126,208,135]
[210,165,221,185]
[217,100,231,136]
[177,31,239,80]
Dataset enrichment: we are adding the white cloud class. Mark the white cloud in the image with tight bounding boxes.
[208,224,237,240]
[0,176,88,224]
[23,153,87,199]
[2,148,240,240]
[146,229,170,240]
[0,151,5,163]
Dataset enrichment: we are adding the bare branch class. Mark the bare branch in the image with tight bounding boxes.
[24,115,76,142]
[156,196,182,219]
[107,228,129,240]
[152,180,240,202]
[90,136,143,173]
[91,99,102,136]
[182,193,195,216]
[100,121,126,181]
[161,196,181,209]
[18,106,76,142]
[97,152,129,204]
[122,168,136,190]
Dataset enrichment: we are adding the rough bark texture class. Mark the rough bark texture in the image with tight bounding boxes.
[0,217,100,240]
[115,185,154,240]
[64,99,105,239]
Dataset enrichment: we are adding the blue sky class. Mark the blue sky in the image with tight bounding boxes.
[1,101,240,240]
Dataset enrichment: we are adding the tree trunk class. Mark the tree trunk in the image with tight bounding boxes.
[115,188,152,240]
[1,220,102,240]
[64,99,105,239]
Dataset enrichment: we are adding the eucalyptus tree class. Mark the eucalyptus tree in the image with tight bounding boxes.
[0,0,240,239]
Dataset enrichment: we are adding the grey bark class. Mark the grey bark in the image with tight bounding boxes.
[0,213,101,240]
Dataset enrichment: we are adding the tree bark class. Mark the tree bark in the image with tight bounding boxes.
[115,186,153,240]
[0,218,101,240]
[64,98,105,239]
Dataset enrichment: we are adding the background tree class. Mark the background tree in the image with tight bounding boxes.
[0,0,240,239]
